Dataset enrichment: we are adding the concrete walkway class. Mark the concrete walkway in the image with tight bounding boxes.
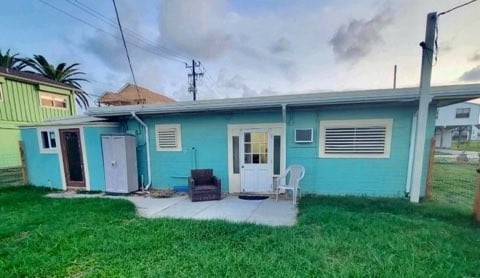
[47,192,297,226]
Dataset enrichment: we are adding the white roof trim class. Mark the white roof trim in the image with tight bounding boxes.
[87,84,480,117]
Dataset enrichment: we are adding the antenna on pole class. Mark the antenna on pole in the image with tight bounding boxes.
[393,64,397,89]
[186,60,204,101]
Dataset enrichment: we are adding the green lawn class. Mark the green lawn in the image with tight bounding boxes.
[451,141,480,152]
[431,163,477,211]
[1,186,479,277]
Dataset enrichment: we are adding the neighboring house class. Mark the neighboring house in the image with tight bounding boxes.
[0,67,76,168]
[98,83,174,106]
[434,101,480,148]
[20,84,480,202]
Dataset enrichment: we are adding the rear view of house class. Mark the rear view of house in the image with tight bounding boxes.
[20,84,480,202]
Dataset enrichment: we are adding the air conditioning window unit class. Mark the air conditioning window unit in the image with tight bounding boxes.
[295,128,313,143]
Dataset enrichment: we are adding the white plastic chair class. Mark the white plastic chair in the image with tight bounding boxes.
[275,165,305,205]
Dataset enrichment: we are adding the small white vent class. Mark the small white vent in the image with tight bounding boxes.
[295,128,313,143]
[319,119,392,158]
[155,124,181,151]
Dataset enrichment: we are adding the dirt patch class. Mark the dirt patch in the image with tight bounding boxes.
[133,189,186,198]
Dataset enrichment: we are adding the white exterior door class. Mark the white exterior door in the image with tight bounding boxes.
[240,129,273,192]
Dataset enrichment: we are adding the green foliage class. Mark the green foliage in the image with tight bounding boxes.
[0,49,27,70]
[24,55,89,109]
[0,186,479,277]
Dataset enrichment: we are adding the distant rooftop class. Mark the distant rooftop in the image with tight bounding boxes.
[98,83,175,106]
[0,66,77,90]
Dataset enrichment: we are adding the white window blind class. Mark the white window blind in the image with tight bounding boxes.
[319,119,392,158]
[155,124,181,151]
[324,127,386,154]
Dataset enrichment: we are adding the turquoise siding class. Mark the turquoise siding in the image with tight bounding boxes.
[126,111,283,191]
[84,126,120,191]
[128,104,422,197]
[286,103,416,197]
[21,128,63,189]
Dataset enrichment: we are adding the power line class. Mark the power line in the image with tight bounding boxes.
[66,0,189,62]
[37,0,187,64]
[438,0,478,16]
[112,0,142,103]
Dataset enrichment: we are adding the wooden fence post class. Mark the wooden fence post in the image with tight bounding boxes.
[474,167,480,222]
[425,138,436,200]
[18,141,28,185]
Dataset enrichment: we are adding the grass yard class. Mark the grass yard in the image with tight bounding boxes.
[1,186,479,277]
[431,162,477,211]
[451,141,480,152]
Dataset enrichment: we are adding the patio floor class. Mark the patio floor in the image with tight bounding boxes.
[47,192,297,226]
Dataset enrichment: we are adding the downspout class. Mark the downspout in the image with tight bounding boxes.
[131,112,152,190]
[405,112,418,196]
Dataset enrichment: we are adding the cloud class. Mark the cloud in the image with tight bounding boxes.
[329,9,393,63]
[470,50,480,62]
[158,0,233,59]
[459,65,480,82]
[269,37,292,54]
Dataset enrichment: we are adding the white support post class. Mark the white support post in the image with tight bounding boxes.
[410,12,437,203]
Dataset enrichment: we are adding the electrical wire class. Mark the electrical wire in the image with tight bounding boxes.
[66,0,189,62]
[112,0,142,103]
[38,0,187,64]
[438,0,478,16]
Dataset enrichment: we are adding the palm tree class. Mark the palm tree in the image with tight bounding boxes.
[0,49,27,70]
[25,55,89,108]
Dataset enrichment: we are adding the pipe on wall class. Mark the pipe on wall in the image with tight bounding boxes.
[130,112,152,190]
[405,111,418,196]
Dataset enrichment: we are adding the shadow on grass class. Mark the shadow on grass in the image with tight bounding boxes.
[299,195,480,229]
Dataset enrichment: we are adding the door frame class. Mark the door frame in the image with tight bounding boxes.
[240,128,273,193]
[227,123,286,193]
[59,128,86,188]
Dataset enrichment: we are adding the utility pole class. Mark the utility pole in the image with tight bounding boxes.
[409,12,437,203]
[186,60,204,101]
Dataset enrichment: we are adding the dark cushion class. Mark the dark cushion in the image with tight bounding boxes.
[191,169,213,185]
[192,185,218,191]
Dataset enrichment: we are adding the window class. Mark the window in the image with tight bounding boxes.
[232,136,240,174]
[155,124,181,151]
[39,92,67,109]
[455,108,470,118]
[319,119,393,158]
[273,135,281,175]
[295,128,313,143]
[38,130,57,153]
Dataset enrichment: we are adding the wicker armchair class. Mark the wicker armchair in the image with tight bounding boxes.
[188,169,221,202]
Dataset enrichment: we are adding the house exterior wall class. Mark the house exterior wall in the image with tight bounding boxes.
[436,102,480,127]
[21,124,119,190]
[127,102,424,197]
[128,111,283,192]
[0,76,75,168]
[21,128,63,188]
[285,103,417,197]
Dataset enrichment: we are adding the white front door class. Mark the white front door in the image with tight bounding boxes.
[240,129,273,192]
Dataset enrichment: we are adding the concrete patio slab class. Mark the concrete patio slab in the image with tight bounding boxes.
[47,192,297,226]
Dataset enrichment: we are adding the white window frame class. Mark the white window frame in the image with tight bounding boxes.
[39,92,68,109]
[295,128,313,143]
[37,129,59,154]
[155,124,182,152]
[319,119,393,158]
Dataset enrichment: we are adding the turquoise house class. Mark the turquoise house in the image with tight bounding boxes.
[20,84,480,202]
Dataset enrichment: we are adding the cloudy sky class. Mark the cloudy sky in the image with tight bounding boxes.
[1,0,480,104]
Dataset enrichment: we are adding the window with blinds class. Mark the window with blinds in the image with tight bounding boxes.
[155,124,182,151]
[319,119,392,158]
